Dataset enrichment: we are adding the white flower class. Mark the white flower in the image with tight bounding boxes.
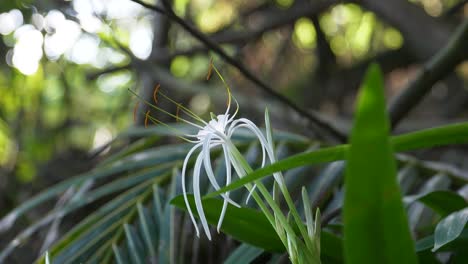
[181,103,286,240]
[129,73,284,241]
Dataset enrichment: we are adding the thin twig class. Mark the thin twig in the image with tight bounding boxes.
[389,19,468,128]
[129,0,346,142]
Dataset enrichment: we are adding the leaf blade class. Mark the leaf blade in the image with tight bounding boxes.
[433,208,468,251]
[343,64,417,263]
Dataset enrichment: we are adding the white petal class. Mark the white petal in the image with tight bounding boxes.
[216,144,234,232]
[245,185,257,204]
[202,134,240,207]
[217,199,229,233]
[182,142,203,237]
[193,151,212,240]
[229,119,285,187]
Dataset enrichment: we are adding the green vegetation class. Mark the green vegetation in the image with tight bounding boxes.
[1,0,467,263]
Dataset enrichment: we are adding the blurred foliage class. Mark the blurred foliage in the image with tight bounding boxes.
[0,0,467,262]
[0,0,463,197]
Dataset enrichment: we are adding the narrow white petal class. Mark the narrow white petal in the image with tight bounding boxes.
[202,134,240,207]
[229,120,285,187]
[217,199,229,232]
[193,151,212,240]
[245,185,257,204]
[182,143,203,237]
[216,144,237,232]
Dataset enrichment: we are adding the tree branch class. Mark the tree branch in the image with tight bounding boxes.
[155,0,340,62]
[129,0,346,142]
[389,19,468,128]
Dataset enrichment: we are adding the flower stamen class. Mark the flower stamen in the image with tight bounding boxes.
[144,110,150,128]
[153,83,161,104]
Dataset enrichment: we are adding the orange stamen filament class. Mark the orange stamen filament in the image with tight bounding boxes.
[128,89,205,129]
[153,84,160,104]
[157,91,206,124]
[145,113,196,143]
[145,110,150,128]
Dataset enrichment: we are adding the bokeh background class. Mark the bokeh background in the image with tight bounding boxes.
[0,0,467,261]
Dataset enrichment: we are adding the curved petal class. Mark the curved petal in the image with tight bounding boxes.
[193,150,211,240]
[202,134,240,207]
[182,142,203,237]
[217,144,233,232]
[228,119,285,187]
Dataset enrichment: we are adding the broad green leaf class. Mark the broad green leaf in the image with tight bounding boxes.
[413,191,467,217]
[416,228,468,252]
[433,208,468,251]
[205,122,468,198]
[171,195,345,261]
[170,194,284,252]
[343,64,417,263]
[320,230,343,263]
[205,145,347,198]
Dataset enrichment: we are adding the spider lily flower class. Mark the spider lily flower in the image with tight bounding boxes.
[132,80,322,263]
[130,74,285,240]
[180,95,286,240]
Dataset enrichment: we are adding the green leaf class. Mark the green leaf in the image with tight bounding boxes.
[205,145,347,198]
[171,194,345,261]
[224,244,264,264]
[320,231,344,263]
[433,208,468,251]
[0,144,187,234]
[343,64,417,263]
[205,122,468,199]
[112,244,127,264]
[170,194,285,252]
[414,191,467,217]
[124,224,145,264]
[416,228,468,252]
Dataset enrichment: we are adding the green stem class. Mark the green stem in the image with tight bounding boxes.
[228,141,311,261]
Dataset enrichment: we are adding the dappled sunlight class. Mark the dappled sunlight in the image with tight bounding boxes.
[170,56,191,77]
[0,9,22,35]
[196,1,235,33]
[69,34,101,65]
[129,21,153,60]
[12,25,43,75]
[293,18,317,49]
[319,3,404,63]
[1,0,147,75]
[44,11,82,60]
[97,71,132,93]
